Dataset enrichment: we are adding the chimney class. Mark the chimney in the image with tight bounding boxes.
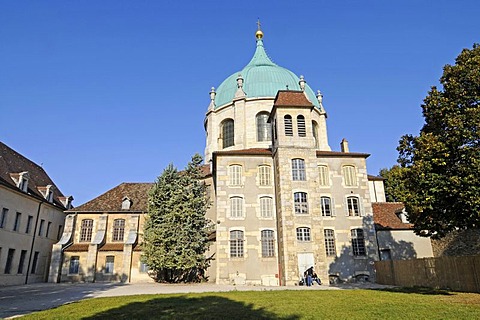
[340,138,349,153]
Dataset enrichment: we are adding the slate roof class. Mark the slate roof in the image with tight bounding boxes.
[274,90,315,107]
[372,202,413,230]
[71,183,153,212]
[0,141,67,208]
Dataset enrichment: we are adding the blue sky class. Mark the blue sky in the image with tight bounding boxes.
[1,1,479,205]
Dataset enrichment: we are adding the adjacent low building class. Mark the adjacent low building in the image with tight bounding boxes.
[373,202,433,260]
[0,142,71,285]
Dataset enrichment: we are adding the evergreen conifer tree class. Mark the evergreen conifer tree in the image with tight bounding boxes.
[143,154,212,282]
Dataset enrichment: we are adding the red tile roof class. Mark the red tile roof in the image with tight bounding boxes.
[99,243,125,251]
[368,175,385,181]
[64,243,89,252]
[372,202,413,230]
[274,90,314,107]
[71,183,153,212]
[0,141,68,208]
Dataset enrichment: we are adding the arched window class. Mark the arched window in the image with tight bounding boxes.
[297,115,306,137]
[320,196,333,216]
[346,196,360,216]
[342,165,357,186]
[351,229,366,256]
[259,196,273,218]
[222,119,234,148]
[318,165,329,186]
[230,197,244,218]
[292,158,306,181]
[258,165,271,186]
[256,112,271,142]
[284,115,293,136]
[312,121,319,148]
[80,219,93,242]
[230,230,244,258]
[112,219,125,242]
[296,227,311,241]
[261,230,275,257]
[294,192,308,214]
[228,165,243,186]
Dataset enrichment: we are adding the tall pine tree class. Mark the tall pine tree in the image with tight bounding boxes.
[398,44,480,238]
[143,154,212,282]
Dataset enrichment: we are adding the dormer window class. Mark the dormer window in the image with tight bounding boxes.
[46,185,54,202]
[122,197,132,210]
[59,196,74,209]
[10,171,29,192]
[38,185,55,202]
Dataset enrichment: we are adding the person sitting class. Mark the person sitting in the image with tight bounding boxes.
[312,272,322,285]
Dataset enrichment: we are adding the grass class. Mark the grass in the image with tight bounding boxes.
[23,289,480,320]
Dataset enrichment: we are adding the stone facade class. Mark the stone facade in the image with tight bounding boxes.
[0,142,70,286]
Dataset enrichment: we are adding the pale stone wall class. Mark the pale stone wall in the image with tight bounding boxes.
[368,180,386,202]
[0,186,66,286]
[214,154,279,285]
[377,230,433,259]
[271,104,378,285]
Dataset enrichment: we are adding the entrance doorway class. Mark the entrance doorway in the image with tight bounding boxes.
[297,252,314,280]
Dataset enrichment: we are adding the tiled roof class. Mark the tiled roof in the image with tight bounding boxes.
[214,148,272,156]
[71,183,153,212]
[274,90,314,107]
[0,141,67,208]
[199,164,212,177]
[372,202,413,230]
[64,243,89,252]
[316,150,370,158]
[368,175,385,181]
[99,243,125,251]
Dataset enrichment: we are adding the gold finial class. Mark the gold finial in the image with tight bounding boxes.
[255,19,263,39]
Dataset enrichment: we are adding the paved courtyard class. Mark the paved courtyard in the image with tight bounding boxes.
[0,282,390,318]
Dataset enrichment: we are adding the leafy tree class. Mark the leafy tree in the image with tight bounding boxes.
[379,165,410,203]
[397,44,480,239]
[143,154,212,282]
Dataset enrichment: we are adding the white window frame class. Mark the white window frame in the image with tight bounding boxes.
[318,165,330,187]
[228,165,243,186]
[296,227,311,242]
[320,196,334,217]
[230,230,244,258]
[342,165,358,187]
[292,159,306,181]
[229,196,244,219]
[346,196,363,217]
[260,229,275,257]
[258,165,271,186]
[259,196,273,218]
[294,192,308,214]
[105,256,115,274]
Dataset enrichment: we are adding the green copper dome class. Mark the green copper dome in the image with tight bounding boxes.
[214,38,319,109]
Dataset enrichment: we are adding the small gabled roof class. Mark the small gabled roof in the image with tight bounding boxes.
[372,202,413,230]
[0,141,67,208]
[274,90,315,107]
[71,183,152,212]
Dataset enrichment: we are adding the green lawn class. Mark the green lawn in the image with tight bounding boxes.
[23,288,480,320]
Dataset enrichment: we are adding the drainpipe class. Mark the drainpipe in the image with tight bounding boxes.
[25,200,43,284]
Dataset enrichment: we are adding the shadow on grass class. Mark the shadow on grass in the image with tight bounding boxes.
[372,286,453,295]
[82,295,300,320]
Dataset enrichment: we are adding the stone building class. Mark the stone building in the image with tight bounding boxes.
[0,141,71,285]
[50,27,384,285]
